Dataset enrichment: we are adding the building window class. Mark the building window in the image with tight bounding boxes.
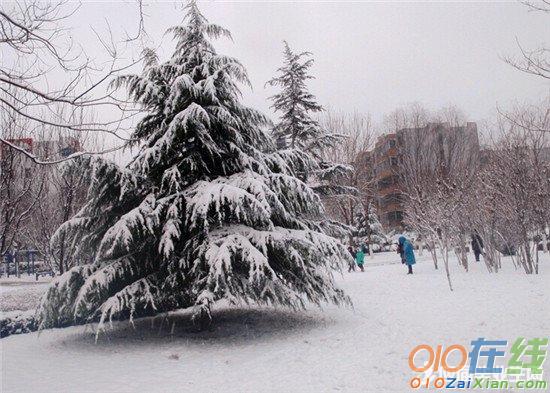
[389,139,396,148]
[383,193,402,204]
[390,157,398,166]
[387,211,403,221]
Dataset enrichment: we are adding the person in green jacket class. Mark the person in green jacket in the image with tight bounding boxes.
[355,247,365,272]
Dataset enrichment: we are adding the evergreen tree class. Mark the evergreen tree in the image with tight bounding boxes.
[36,1,350,331]
[354,210,368,240]
[266,41,342,160]
[366,202,386,246]
[267,43,320,151]
[266,42,355,234]
[354,202,386,249]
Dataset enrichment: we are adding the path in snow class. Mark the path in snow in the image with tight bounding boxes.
[1,252,549,393]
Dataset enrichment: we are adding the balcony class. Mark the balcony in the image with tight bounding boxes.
[381,202,403,213]
[378,185,401,197]
[376,168,398,180]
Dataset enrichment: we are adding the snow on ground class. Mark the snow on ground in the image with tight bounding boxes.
[0,275,52,284]
[1,252,549,393]
[0,276,51,312]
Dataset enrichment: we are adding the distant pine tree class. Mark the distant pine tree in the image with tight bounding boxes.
[366,202,386,246]
[266,42,324,153]
[354,202,386,249]
[354,210,369,240]
[37,1,350,331]
[266,42,355,236]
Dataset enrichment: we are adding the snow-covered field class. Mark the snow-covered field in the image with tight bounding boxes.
[0,276,51,312]
[1,252,549,393]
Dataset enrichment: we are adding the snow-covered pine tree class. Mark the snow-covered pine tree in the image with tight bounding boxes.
[266,42,355,235]
[354,202,386,251]
[36,1,351,331]
[266,42,324,152]
[366,202,386,247]
[354,209,368,240]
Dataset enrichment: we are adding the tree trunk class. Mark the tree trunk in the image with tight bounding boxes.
[442,246,453,291]
[368,236,373,258]
[458,234,468,272]
[535,245,539,274]
[525,241,533,274]
[58,232,66,275]
[429,238,438,270]
[57,185,75,275]
[15,252,20,278]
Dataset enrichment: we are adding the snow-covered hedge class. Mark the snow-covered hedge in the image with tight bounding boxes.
[0,310,37,338]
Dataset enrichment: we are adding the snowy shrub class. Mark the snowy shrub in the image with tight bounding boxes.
[36,1,351,332]
[1,310,37,338]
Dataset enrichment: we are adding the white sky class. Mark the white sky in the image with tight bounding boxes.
[84,1,548,116]
[42,0,550,157]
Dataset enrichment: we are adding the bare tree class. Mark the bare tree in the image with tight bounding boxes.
[388,104,480,290]
[503,1,549,81]
[463,107,549,276]
[0,0,145,164]
[500,1,549,262]
[500,99,550,135]
[319,110,378,244]
[1,89,100,272]
[0,110,45,258]
[20,110,98,273]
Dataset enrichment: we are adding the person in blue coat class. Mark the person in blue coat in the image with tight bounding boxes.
[398,236,416,274]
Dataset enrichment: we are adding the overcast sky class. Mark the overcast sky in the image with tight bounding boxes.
[64,0,549,146]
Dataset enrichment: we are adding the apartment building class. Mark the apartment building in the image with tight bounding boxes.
[371,133,402,230]
[371,122,479,231]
